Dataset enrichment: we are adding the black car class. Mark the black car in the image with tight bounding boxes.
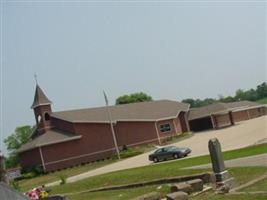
[148,146,191,163]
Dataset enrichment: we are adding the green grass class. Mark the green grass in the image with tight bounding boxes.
[192,192,267,200]
[257,97,267,104]
[18,159,117,192]
[229,167,267,187]
[241,177,267,192]
[18,145,157,192]
[68,185,171,200]
[48,143,267,195]
[18,133,194,192]
[56,167,267,200]
[19,143,267,192]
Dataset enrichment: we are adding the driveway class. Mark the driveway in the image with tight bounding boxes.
[46,115,267,186]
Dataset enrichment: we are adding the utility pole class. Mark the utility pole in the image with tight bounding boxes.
[103,91,120,160]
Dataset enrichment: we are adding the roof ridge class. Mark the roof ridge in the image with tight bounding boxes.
[52,99,186,114]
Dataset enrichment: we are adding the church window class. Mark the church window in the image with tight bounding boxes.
[37,115,42,123]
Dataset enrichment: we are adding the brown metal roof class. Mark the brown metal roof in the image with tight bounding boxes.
[31,84,52,109]
[223,100,260,109]
[51,100,190,123]
[188,103,226,120]
[17,129,81,153]
[189,101,262,120]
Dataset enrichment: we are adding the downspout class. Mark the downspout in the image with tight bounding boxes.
[39,147,46,172]
[210,115,216,129]
[185,112,191,132]
[154,122,161,145]
[173,119,178,134]
[246,110,251,120]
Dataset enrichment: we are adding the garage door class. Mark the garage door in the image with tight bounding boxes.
[232,110,249,122]
[214,113,231,128]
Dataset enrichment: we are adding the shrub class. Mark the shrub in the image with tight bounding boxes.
[59,175,66,185]
[112,147,143,159]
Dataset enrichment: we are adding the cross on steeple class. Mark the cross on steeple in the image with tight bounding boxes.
[34,73,38,85]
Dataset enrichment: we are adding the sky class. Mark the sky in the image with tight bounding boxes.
[0,0,266,154]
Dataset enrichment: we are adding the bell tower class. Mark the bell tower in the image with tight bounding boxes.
[31,83,53,136]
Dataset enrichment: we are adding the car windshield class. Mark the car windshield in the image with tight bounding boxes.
[154,149,163,153]
[167,146,181,151]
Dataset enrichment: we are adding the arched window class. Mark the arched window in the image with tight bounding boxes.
[37,115,42,123]
[44,113,50,121]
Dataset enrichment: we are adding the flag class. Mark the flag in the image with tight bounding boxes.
[103,91,109,106]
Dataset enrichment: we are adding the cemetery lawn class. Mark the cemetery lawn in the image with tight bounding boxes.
[54,167,267,200]
[241,177,267,192]
[18,143,267,192]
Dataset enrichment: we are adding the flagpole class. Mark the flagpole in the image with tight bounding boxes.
[103,91,121,160]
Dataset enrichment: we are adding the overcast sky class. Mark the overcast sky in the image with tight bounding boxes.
[0,1,266,153]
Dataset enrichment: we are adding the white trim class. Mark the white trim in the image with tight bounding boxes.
[173,119,178,133]
[154,122,161,145]
[185,112,190,132]
[31,103,52,109]
[247,110,251,119]
[210,115,216,129]
[158,123,172,133]
[39,147,46,172]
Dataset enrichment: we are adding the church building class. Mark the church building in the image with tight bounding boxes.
[18,84,190,172]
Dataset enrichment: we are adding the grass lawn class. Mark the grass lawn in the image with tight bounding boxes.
[192,192,267,200]
[58,167,267,200]
[241,177,267,192]
[18,159,117,192]
[69,185,171,200]
[18,143,267,192]
[48,143,267,195]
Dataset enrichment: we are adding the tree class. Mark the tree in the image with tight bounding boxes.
[182,98,196,107]
[116,92,153,105]
[4,125,32,168]
[256,82,267,99]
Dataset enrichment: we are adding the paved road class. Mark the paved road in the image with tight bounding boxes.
[46,116,267,187]
[185,153,267,169]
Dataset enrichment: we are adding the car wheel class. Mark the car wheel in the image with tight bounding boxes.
[153,157,159,163]
[173,154,179,159]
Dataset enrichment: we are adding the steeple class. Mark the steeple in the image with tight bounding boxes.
[31,84,52,109]
[31,83,53,136]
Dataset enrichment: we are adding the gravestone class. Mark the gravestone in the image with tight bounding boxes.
[208,138,234,191]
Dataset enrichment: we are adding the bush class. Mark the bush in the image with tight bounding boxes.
[21,165,44,175]
[112,147,143,159]
[22,172,36,179]
[59,175,66,185]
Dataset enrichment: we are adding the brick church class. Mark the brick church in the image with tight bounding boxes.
[18,84,190,172]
